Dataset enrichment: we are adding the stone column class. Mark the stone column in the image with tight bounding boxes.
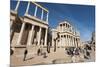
[72,36,73,47]
[46,12,49,22]
[62,35,63,47]
[70,36,71,47]
[68,25,70,32]
[17,22,25,45]
[63,36,65,47]
[65,24,66,31]
[62,24,64,32]
[74,38,75,47]
[66,24,67,29]
[52,37,54,47]
[34,6,38,16]
[77,39,79,47]
[74,38,76,47]
[27,25,34,45]
[62,35,64,47]
[15,1,20,11]
[75,38,77,48]
[66,24,67,31]
[37,27,42,45]
[69,36,70,47]
[67,35,69,47]
[71,37,73,46]
[70,36,72,46]
[61,25,62,32]
[60,35,62,47]
[64,35,66,47]
[25,2,30,14]
[70,27,72,32]
[10,20,13,36]
[66,35,68,47]
[44,28,48,46]
[64,24,65,31]
[68,25,69,32]
[72,37,74,47]
[78,39,80,47]
[41,9,44,20]
[71,36,73,47]
[76,38,78,47]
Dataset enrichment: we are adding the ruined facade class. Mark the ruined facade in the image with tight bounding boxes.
[10,1,49,55]
[52,21,81,48]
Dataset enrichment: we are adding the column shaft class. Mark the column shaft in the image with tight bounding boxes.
[72,37,74,47]
[75,38,77,48]
[60,35,62,47]
[74,38,75,47]
[15,1,20,11]
[78,39,80,47]
[64,36,66,47]
[71,37,72,47]
[70,36,72,47]
[17,22,25,45]
[62,36,64,46]
[25,2,30,14]
[67,36,69,47]
[76,38,78,47]
[61,25,62,32]
[64,24,65,31]
[27,25,34,45]
[46,12,49,22]
[72,37,73,47]
[71,36,72,46]
[37,27,42,45]
[41,9,44,20]
[62,24,63,32]
[10,20,13,36]
[69,36,71,46]
[66,35,68,47]
[52,37,54,47]
[44,28,48,46]
[77,39,79,47]
[34,6,38,16]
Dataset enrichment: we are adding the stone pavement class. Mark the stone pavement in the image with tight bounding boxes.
[11,48,71,66]
[10,48,95,66]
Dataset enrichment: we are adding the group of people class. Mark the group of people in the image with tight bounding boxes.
[65,44,94,60]
[66,47,80,57]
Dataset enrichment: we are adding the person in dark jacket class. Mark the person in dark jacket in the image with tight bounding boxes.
[23,49,28,61]
[37,48,41,56]
[10,48,13,55]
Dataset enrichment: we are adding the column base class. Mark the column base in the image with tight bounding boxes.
[11,45,26,48]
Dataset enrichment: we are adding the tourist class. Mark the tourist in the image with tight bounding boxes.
[23,49,28,61]
[37,48,41,56]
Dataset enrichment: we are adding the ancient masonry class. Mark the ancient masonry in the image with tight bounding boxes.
[52,21,81,48]
[10,1,82,55]
[10,1,49,55]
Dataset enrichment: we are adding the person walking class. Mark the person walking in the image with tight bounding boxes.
[23,48,28,61]
[37,48,41,56]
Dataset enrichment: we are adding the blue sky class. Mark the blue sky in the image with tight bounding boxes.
[11,1,95,42]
